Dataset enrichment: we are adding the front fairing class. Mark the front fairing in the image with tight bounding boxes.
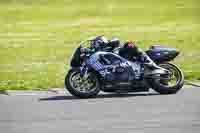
[70,46,83,67]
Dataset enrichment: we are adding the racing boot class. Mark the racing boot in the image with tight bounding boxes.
[140,52,167,76]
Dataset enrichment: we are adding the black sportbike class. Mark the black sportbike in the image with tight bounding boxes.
[65,37,184,98]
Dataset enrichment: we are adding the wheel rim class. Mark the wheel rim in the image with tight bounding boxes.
[159,64,182,88]
[69,71,98,93]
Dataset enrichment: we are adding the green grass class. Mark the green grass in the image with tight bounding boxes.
[0,0,200,90]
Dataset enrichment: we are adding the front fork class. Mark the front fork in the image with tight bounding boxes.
[80,64,89,80]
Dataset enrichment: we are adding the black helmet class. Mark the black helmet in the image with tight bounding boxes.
[91,36,109,50]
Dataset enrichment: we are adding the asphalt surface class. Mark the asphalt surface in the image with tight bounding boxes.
[0,86,200,133]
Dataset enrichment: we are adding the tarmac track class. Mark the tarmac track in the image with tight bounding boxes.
[0,86,200,133]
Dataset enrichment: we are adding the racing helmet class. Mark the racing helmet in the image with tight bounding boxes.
[91,36,109,50]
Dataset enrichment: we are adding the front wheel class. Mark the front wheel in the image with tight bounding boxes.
[152,63,184,94]
[65,69,100,98]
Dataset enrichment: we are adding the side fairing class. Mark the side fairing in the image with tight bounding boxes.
[87,52,105,71]
[87,52,142,81]
[87,51,126,71]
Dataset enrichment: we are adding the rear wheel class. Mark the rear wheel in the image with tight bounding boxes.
[65,69,100,98]
[152,63,184,94]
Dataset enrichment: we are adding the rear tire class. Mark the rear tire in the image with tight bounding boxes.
[152,63,184,94]
[65,69,100,98]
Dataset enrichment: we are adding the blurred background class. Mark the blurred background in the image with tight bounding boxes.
[0,0,199,90]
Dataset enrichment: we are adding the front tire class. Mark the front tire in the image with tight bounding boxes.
[152,63,184,94]
[65,69,100,98]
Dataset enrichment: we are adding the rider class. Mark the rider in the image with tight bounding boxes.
[91,36,160,71]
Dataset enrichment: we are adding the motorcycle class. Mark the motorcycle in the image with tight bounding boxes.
[65,37,184,98]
